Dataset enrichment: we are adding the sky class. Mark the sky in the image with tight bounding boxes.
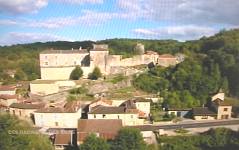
[0,0,239,46]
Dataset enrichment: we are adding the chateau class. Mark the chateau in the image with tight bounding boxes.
[40,43,181,80]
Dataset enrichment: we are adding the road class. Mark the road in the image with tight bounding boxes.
[158,119,239,130]
[132,119,239,131]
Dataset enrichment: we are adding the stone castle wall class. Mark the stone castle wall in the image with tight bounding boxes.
[39,45,180,80]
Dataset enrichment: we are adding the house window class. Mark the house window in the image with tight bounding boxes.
[131,115,134,119]
[44,62,48,65]
[102,114,106,118]
[74,61,77,65]
[94,114,96,118]
[170,112,176,116]
[55,122,58,126]
[224,108,228,111]
[201,116,208,119]
[19,111,21,116]
[45,56,48,59]
[118,115,120,119]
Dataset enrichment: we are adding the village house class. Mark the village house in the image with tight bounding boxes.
[211,98,232,119]
[9,102,45,118]
[88,105,144,126]
[53,132,73,150]
[34,101,83,128]
[30,80,76,96]
[192,107,217,120]
[157,54,179,67]
[88,99,113,112]
[166,108,191,118]
[192,92,232,120]
[47,128,76,150]
[0,94,18,108]
[129,125,157,144]
[120,98,151,118]
[77,119,122,144]
[0,85,16,95]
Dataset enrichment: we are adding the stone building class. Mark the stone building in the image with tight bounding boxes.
[88,106,144,126]
[77,119,122,144]
[34,101,83,128]
[39,44,180,80]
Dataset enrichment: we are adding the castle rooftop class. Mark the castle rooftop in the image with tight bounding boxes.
[41,49,88,54]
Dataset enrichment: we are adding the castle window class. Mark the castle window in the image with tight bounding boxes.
[224,108,228,111]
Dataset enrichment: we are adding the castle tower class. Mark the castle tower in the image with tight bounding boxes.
[134,43,145,55]
[90,44,109,74]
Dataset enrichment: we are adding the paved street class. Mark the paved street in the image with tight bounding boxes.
[132,119,239,131]
[158,119,239,130]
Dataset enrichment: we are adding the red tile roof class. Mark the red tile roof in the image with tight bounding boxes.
[35,101,82,113]
[54,132,72,145]
[9,103,45,109]
[90,99,113,105]
[77,119,122,142]
[145,51,158,55]
[0,85,16,91]
[158,54,176,58]
[0,94,17,100]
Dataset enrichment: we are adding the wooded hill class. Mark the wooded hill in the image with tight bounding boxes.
[0,29,239,105]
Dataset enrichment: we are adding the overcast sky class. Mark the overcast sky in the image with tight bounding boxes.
[0,0,238,46]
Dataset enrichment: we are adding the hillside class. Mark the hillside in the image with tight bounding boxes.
[0,29,239,101]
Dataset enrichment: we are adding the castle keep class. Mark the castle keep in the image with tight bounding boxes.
[40,43,180,80]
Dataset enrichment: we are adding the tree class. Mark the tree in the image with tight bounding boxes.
[88,67,102,80]
[14,69,27,80]
[70,66,83,80]
[80,134,110,150]
[111,127,146,150]
[0,114,53,150]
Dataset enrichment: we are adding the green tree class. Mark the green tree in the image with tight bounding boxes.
[111,127,146,150]
[14,69,27,80]
[0,114,53,150]
[88,67,102,80]
[80,134,110,150]
[70,66,83,80]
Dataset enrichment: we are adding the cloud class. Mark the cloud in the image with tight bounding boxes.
[55,0,103,4]
[117,0,239,26]
[0,0,48,14]
[0,32,71,46]
[0,10,118,28]
[132,25,218,41]
[0,19,17,25]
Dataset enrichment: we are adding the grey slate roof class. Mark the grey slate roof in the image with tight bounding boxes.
[41,49,88,54]
[89,106,138,114]
[9,103,44,109]
[192,107,217,116]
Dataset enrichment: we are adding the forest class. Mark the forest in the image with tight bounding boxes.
[0,29,239,107]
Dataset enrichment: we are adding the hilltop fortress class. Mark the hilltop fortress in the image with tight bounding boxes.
[40,43,182,80]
